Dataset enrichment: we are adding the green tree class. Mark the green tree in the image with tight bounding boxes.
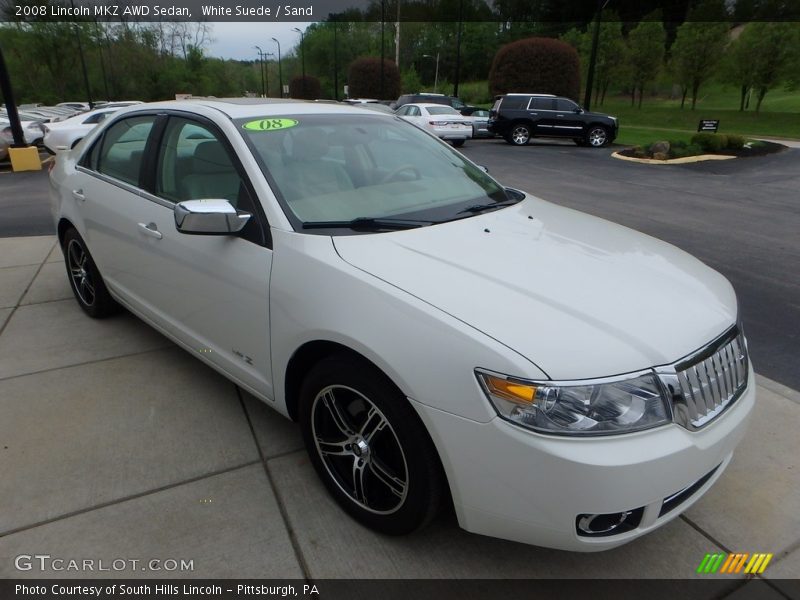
[669,1,730,110]
[748,22,800,112]
[721,26,760,111]
[626,12,665,108]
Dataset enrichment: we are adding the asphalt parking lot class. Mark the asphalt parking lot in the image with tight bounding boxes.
[0,142,798,592]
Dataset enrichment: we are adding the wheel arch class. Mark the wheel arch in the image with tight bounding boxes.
[57,218,76,246]
[284,339,401,423]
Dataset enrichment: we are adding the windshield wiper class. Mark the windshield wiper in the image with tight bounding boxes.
[456,199,521,215]
[301,217,433,231]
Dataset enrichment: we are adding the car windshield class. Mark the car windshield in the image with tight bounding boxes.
[237,114,510,232]
[427,106,460,115]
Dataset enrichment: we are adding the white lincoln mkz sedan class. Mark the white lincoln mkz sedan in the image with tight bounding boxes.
[50,99,755,551]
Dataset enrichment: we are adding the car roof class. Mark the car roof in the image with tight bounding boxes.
[118,98,390,119]
[406,103,458,109]
[502,93,557,97]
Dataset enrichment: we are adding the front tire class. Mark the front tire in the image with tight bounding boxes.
[63,228,120,318]
[586,125,610,148]
[452,139,465,148]
[299,355,445,535]
[507,123,531,146]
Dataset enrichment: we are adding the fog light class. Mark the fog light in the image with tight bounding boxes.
[575,507,644,537]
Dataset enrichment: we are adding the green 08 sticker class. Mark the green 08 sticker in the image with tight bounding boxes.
[243,118,299,132]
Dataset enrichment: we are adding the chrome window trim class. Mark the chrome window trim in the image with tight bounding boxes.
[75,165,173,209]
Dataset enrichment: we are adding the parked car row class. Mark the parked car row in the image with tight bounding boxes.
[388,91,618,148]
[1,101,143,161]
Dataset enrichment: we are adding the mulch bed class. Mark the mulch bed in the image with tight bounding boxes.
[617,140,787,160]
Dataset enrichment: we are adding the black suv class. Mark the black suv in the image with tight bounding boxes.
[394,93,477,115]
[488,94,618,147]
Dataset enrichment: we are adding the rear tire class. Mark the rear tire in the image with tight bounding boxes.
[452,139,465,148]
[299,355,445,535]
[63,228,120,318]
[507,123,531,146]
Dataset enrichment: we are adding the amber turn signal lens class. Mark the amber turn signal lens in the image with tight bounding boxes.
[483,374,537,404]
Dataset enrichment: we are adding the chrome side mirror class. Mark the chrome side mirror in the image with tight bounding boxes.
[174,199,250,235]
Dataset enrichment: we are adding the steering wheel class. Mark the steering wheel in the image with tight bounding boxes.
[379,164,422,184]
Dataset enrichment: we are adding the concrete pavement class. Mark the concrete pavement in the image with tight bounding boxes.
[0,236,798,591]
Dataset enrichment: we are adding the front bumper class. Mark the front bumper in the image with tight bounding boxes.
[411,364,755,551]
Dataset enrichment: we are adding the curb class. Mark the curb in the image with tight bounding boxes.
[756,374,800,406]
[611,151,737,165]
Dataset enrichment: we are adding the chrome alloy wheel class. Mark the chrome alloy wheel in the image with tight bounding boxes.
[511,125,530,145]
[311,385,409,514]
[67,239,95,306]
[588,127,608,147]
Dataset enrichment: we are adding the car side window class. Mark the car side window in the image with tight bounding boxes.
[502,96,527,110]
[529,98,555,110]
[555,99,579,112]
[83,112,108,125]
[396,106,407,116]
[156,116,266,245]
[96,115,155,186]
[408,106,421,117]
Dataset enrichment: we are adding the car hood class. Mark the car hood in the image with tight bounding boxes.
[333,197,737,380]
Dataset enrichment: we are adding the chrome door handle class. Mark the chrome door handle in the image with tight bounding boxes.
[137,222,162,240]
[71,189,85,202]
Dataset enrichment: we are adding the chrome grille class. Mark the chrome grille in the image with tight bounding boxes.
[657,328,749,430]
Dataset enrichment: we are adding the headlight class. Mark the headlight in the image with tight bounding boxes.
[476,369,670,436]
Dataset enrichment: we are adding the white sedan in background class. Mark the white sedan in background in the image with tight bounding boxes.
[50,99,754,551]
[395,102,473,147]
[43,108,119,153]
[1,118,46,148]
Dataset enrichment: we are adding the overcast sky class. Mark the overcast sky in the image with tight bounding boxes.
[206,22,312,60]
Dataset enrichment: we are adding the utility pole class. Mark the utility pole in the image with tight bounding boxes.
[271,38,283,98]
[394,0,400,67]
[332,16,339,101]
[70,0,93,108]
[0,45,25,147]
[94,20,110,101]
[380,0,385,99]
[583,0,610,111]
[254,46,265,96]
[453,0,463,97]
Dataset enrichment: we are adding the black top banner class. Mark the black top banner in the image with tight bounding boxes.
[2,0,800,22]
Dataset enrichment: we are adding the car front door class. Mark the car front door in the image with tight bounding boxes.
[135,114,274,398]
[552,98,586,138]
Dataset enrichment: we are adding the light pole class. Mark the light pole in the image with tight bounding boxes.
[271,37,283,98]
[423,53,440,93]
[292,27,306,98]
[0,45,25,147]
[254,46,265,97]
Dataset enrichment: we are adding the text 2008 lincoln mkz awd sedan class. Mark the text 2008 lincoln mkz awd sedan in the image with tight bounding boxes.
[50,99,754,551]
